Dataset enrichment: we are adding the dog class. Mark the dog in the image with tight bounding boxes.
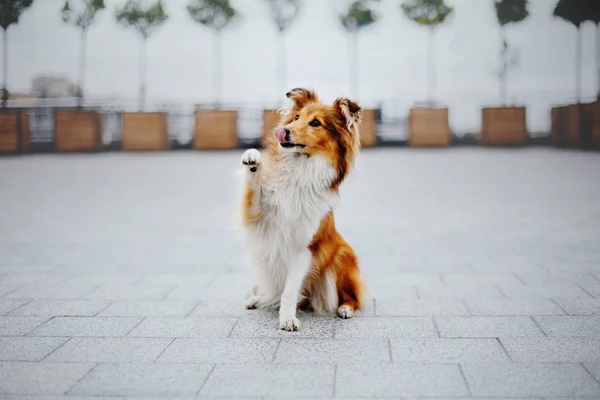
[238,88,366,331]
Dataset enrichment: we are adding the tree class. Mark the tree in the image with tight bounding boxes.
[264,0,301,102]
[553,0,590,104]
[401,0,453,106]
[115,0,168,110]
[0,0,35,107]
[494,0,528,106]
[61,0,105,107]
[339,0,379,99]
[187,0,238,108]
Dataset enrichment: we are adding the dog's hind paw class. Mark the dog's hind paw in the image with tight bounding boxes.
[244,295,261,310]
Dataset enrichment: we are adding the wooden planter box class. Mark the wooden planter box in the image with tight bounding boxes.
[0,110,29,154]
[261,109,281,148]
[359,109,377,148]
[193,110,238,150]
[408,107,451,147]
[550,107,562,146]
[481,107,527,146]
[560,104,582,148]
[55,110,101,152]
[121,112,169,151]
[592,102,600,149]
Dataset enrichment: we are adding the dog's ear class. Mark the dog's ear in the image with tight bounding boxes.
[286,88,319,110]
[333,97,362,135]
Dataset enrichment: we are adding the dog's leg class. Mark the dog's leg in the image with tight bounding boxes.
[241,148,262,223]
[279,250,312,331]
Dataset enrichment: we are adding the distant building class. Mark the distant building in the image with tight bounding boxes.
[31,76,80,98]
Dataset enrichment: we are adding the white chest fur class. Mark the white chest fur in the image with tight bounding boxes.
[243,154,339,266]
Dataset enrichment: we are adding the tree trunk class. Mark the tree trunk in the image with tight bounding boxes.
[139,37,147,111]
[2,27,8,108]
[213,31,222,108]
[499,25,507,106]
[277,31,286,104]
[78,29,87,108]
[576,26,582,104]
[428,27,436,106]
[348,29,358,99]
[596,23,599,101]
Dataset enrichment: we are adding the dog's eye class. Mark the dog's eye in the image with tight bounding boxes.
[309,119,321,127]
[294,114,299,121]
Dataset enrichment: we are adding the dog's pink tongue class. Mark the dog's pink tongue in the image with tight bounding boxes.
[275,128,287,143]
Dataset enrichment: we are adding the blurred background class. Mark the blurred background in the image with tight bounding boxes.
[1,0,598,149]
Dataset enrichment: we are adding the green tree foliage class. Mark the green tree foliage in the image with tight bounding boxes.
[494,0,528,105]
[115,0,168,109]
[187,0,238,106]
[187,0,237,32]
[400,0,452,28]
[1,0,35,106]
[400,0,453,105]
[340,0,379,32]
[61,0,106,105]
[115,0,168,39]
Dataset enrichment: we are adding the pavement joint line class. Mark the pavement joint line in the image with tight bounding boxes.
[414,285,421,300]
[39,336,72,362]
[576,283,597,299]
[184,298,204,318]
[496,337,514,363]
[123,317,146,337]
[2,299,34,315]
[64,362,99,396]
[22,316,53,336]
[387,338,393,363]
[513,272,526,285]
[332,363,338,398]
[530,316,548,337]
[153,337,176,362]
[581,362,600,385]
[431,316,441,338]
[549,298,569,315]
[457,363,473,397]
[372,298,377,316]
[77,284,101,300]
[227,318,240,338]
[460,299,472,315]
[494,283,508,298]
[438,273,446,284]
[195,363,216,397]
[270,338,282,362]
[92,300,115,317]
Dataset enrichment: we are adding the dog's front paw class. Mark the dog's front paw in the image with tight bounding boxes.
[337,304,354,319]
[279,317,300,331]
[242,149,261,172]
[244,295,260,310]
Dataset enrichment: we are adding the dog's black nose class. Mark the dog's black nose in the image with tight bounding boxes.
[283,127,291,142]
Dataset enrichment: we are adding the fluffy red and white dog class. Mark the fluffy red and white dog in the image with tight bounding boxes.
[238,88,366,331]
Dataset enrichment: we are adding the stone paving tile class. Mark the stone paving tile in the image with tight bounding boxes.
[28,317,142,337]
[442,272,523,285]
[135,273,215,287]
[44,337,172,362]
[334,317,438,339]
[0,274,67,286]
[8,300,111,317]
[0,316,50,336]
[200,364,334,397]
[498,282,592,298]
[81,284,175,300]
[465,298,566,316]
[157,338,278,363]
[0,285,23,297]
[553,298,600,315]
[435,316,544,338]
[97,300,197,317]
[579,280,600,297]
[274,338,390,364]
[390,338,510,363]
[61,274,144,286]
[584,362,600,381]
[335,363,469,397]
[0,337,68,361]
[461,363,600,397]
[534,316,600,336]
[500,337,600,363]
[4,282,98,300]
[0,299,31,315]
[417,282,505,299]
[185,298,248,317]
[230,311,335,338]
[375,299,469,316]
[127,317,237,338]
[69,363,214,397]
[0,361,95,395]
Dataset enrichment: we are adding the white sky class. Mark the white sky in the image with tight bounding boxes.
[4,0,599,131]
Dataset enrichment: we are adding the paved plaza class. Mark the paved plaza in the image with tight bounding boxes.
[0,147,599,399]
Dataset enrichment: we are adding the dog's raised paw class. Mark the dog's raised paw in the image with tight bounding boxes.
[337,304,354,319]
[242,149,261,172]
[279,317,300,331]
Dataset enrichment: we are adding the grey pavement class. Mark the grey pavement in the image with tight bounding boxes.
[0,148,600,399]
